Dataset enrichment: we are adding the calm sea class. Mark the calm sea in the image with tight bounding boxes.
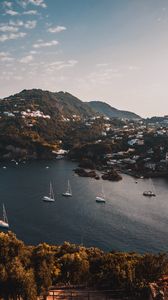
[0,159,168,253]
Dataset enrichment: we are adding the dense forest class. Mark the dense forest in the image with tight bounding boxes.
[0,231,168,299]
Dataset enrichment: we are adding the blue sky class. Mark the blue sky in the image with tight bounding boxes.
[0,0,168,116]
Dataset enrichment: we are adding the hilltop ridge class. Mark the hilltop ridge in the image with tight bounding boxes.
[2,89,141,120]
[87,100,141,120]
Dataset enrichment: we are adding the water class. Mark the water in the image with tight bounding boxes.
[0,159,168,253]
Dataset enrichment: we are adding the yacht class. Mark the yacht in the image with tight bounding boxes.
[96,185,106,203]
[143,191,156,197]
[62,180,72,197]
[0,204,9,229]
[43,182,55,202]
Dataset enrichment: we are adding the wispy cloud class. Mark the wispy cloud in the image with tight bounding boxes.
[29,0,47,8]
[46,60,78,71]
[0,25,19,33]
[5,9,19,16]
[24,20,37,29]
[23,10,38,15]
[0,51,14,62]
[96,63,109,68]
[19,55,34,63]
[0,56,14,62]
[1,20,37,32]
[57,60,78,70]
[3,1,12,8]
[30,50,38,54]
[48,25,67,33]
[9,20,24,27]
[18,0,47,8]
[33,40,59,48]
[128,65,141,71]
[0,32,26,42]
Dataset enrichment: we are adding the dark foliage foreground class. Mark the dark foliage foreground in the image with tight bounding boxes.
[0,232,167,299]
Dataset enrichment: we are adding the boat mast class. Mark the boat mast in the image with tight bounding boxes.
[102,185,105,198]
[68,180,72,194]
[50,182,54,200]
[3,204,8,224]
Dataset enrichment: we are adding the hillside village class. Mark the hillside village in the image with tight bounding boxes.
[0,89,168,179]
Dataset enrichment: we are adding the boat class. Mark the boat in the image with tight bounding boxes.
[96,185,106,203]
[62,180,72,197]
[143,178,156,197]
[143,191,156,197]
[43,182,55,202]
[0,204,9,229]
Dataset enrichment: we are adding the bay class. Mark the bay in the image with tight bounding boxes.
[0,159,168,253]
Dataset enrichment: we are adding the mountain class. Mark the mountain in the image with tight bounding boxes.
[0,89,102,160]
[87,101,141,120]
[1,89,140,120]
[0,89,141,160]
[2,89,96,119]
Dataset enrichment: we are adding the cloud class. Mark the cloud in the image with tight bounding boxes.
[0,51,14,62]
[29,0,47,8]
[25,20,37,29]
[96,63,109,68]
[33,40,59,48]
[19,55,34,63]
[48,26,67,33]
[0,52,9,57]
[57,60,78,70]
[5,9,19,16]
[18,0,47,8]
[23,10,38,15]
[0,25,19,33]
[128,65,141,71]
[0,56,14,62]
[4,20,37,31]
[0,32,26,42]
[30,50,38,54]
[47,60,78,71]
[9,20,24,27]
[87,67,122,85]
[3,1,12,8]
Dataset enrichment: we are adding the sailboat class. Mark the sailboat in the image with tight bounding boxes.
[43,182,55,202]
[143,178,156,197]
[96,185,106,203]
[62,180,72,197]
[0,204,9,229]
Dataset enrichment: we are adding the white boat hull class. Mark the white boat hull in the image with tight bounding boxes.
[43,196,55,202]
[143,191,156,197]
[62,192,72,197]
[0,220,9,228]
[96,197,106,203]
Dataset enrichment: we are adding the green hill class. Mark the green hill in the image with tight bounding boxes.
[87,100,141,120]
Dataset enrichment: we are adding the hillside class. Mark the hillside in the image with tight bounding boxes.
[2,89,96,119]
[87,101,141,120]
[0,89,140,160]
[0,89,106,160]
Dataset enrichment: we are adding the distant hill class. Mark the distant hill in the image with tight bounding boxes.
[0,89,141,160]
[3,89,96,119]
[87,101,141,120]
[2,89,140,120]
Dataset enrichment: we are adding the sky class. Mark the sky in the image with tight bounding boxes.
[0,0,168,117]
